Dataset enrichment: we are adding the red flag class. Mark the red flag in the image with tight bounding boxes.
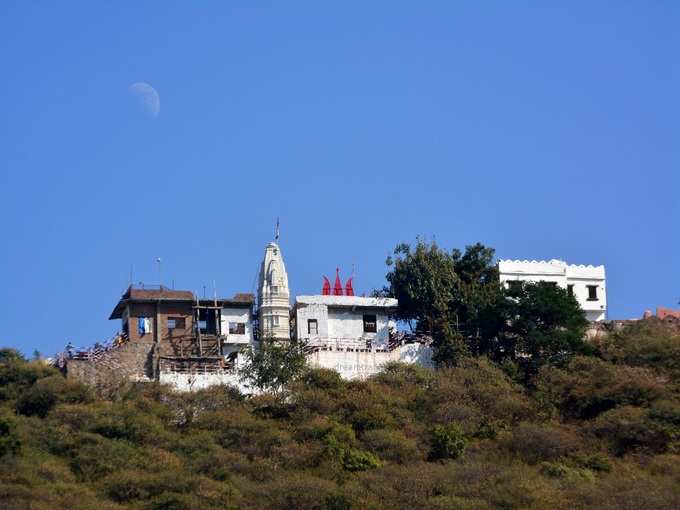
[322,276,331,295]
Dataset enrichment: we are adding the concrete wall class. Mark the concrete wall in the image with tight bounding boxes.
[306,343,433,380]
[327,309,391,347]
[159,370,248,393]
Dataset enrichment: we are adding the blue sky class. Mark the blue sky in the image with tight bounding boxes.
[1,2,678,355]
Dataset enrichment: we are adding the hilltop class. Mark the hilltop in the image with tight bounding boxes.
[1,317,680,509]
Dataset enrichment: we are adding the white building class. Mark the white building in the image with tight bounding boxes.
[257,241,291,340]
[293,295,398,349]
[220,299,255,359]
[498,259,607,321]
[291,294,432,379]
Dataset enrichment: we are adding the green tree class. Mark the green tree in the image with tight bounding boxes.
[502,281,589,378]
[239,336,308,396]
[380,239,503,366]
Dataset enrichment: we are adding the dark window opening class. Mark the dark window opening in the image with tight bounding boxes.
[198,309,218,335]
[363,314,377,333]
[308,319,318,335]
[168,317,185,331]
[507,281,523,295]
[587,285,598,301]
[229,322,246,335]
[567,284,574,296]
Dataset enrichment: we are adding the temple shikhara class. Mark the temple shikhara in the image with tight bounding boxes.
[60,227,610,392]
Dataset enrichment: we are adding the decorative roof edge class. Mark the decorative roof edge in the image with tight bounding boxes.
[498,259,604,270]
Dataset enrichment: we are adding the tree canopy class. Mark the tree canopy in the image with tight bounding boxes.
[381,239,588,376]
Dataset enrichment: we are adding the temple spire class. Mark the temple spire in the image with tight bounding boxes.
[257,238,290,340]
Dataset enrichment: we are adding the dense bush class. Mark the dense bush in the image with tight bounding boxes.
[1,318,679,508]
[429,423,468,460]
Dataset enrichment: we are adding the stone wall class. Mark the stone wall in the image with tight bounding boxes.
[66,340,155,388]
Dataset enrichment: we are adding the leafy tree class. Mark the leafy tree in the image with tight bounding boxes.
[502,281,590,378]
[239,336,308,396]
[381,239,502,366]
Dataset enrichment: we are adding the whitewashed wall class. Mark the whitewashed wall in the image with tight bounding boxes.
[306,343,433,380]
[220,307,253,345]
[159,371,250,393]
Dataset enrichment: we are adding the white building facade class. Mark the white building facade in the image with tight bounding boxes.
[293,295,398,349]
[498,259,607,321]
[292,294,433,379]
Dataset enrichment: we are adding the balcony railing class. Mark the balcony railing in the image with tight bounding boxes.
[159,357,235,375]
[302,332,432,355]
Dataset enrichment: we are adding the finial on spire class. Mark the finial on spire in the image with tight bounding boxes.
[275,217,280,241]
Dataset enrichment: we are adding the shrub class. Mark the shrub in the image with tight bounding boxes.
[536,357,666,420]
[302,368,345,392]
[0,415,21,457]
[15,376,93,418]
[591,406,673,455]
[248,473,343,510]
[361,428,421,463]
[427,359,533,429]
[429,423,468,460]
[342,449,382,472]
[70,435,145,481]
[503,422,580,464]
[15,383,57,417]
[539,461,595,482]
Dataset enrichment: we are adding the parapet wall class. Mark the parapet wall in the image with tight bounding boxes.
[306,342,433,380]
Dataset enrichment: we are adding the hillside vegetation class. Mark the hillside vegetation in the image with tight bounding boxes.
[1,319,680,510]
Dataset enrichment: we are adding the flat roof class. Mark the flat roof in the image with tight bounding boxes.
[295,295,398,309]
[109,286,253,319]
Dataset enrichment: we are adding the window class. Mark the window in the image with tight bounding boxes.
[229,322,246,335]
[587,285,598,301]
[567,284,574,296]
[168,317,185,331]
[363,314,377,333]
[273,316,280,327]
[271,286,279,294]
[308,319,318,335]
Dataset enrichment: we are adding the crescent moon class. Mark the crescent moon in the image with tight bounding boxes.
[128,82,160,117]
